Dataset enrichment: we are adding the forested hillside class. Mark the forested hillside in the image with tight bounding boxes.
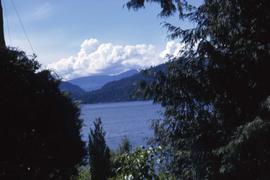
[80,63,167,103]
[59,82,85,99]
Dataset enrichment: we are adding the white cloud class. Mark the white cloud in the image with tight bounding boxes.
[47,39,183,80]
[160,41,185,59]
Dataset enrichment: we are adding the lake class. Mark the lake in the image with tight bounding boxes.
[80,101,163,149]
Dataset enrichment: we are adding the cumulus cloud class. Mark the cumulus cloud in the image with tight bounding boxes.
[160,41,185,59]
[47,39,183,80]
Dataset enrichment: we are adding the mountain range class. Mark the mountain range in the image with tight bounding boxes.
[69,70,138,91]
[59,82,85,99]
[59,64,167,103]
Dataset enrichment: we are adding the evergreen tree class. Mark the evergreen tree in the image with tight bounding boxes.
[89,118,111,180]
[0,48,86,179]
[127,0,270,179]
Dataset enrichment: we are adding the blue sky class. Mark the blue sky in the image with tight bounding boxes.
[2,0,201,78]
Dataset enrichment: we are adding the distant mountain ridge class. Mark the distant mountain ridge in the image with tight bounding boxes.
[69,69,139,91]
[79,63,167,104]
[80,72,150,103]
[59,82,85,99]
[59,64,167,103]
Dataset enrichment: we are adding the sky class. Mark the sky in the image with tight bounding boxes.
[2,0,201,79]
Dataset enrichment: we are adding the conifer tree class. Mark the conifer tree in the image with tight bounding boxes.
[89,118,112,180]
[127,0,270,179]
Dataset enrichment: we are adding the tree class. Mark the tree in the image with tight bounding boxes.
[0,0,6,48]
[0,48,86,179]
[117,136,132,154]
[88,118,111,180]
[127,0,270,179]
[111,146,162,180]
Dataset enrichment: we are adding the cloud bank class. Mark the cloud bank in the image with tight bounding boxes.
[47,39,182,80]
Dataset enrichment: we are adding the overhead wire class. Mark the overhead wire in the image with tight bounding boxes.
[2,0,12,45]
[10,0,35,54]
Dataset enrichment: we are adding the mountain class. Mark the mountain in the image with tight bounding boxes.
[68,69,139,91]
[80,63,168,104]
[59,81,85,99]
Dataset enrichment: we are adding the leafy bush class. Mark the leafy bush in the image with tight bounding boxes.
[74,167,91,180]
[111,146,174,180]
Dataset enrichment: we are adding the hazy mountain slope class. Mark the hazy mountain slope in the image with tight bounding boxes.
[59,82,85,99]
[69,70,138,91]
[80,63,167,104]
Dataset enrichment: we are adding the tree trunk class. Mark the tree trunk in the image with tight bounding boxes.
[0,0,6,48]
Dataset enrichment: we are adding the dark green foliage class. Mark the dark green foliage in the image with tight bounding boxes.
[111,137,132,178]
[216,117,270,179]
[126,0,180,17]
[0,48,86,179]
[127,0,270,179]
[117,136,132,154]
[88,118,111,180]
[111,147,160,180]
[75,167,91,180]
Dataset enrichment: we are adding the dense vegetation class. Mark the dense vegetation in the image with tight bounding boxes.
[127,0,270,179]
[0,48,85,179]
[87,119,170,180]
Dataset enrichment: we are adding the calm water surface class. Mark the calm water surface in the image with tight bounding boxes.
[80,101,163,149]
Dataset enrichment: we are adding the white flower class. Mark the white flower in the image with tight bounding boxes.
[125,174,134,180]
[128,174,133,180]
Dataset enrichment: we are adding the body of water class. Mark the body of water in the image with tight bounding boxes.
[80,101,163,149]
